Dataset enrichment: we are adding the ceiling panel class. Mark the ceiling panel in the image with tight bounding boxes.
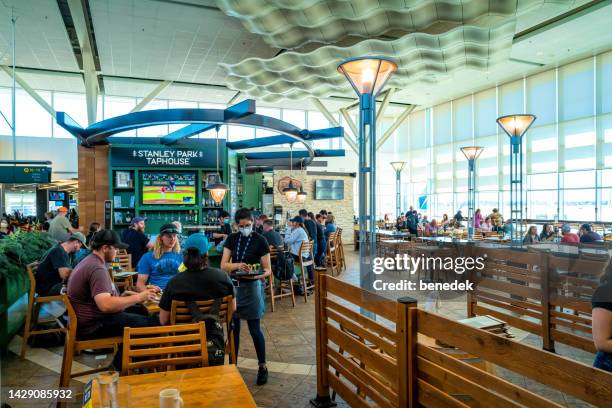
[0,0,77,71]
[90,0,279,86]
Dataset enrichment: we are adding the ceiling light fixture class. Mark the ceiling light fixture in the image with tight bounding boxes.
[282,143,298,202]
[207,125,229,205]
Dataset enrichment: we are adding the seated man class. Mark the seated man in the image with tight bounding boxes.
[67,230,159,368]
[36,232,86,296]
[261,219,283,248]
[159,234,235,325]
[580,223,602,243]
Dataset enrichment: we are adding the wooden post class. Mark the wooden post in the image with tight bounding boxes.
[540,252,555,352]
[310,272,336,407]
[466,245,476,318]
[397,297,418,408]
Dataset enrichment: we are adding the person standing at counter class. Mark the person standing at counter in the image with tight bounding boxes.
[213,210,232,243]
[473,209,483,230]
[221,208,272,385]
[136,223,182,291]
[592,265,612,372]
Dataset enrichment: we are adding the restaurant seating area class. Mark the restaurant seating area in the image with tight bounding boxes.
[3,1,612,407]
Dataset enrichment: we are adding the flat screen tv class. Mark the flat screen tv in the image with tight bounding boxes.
[49,191,65,201]
[141,172,196,205]
[315,179,344,200]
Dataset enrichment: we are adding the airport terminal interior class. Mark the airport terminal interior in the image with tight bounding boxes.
[1,1,612,407]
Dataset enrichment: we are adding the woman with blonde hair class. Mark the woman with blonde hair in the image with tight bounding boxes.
[136,223,182,291]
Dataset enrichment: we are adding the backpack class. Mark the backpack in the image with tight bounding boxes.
[274,250,295,281]
[186,298,225,366]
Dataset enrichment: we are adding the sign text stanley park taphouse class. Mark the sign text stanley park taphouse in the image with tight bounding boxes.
[132,149,203,165]
[110,144,223,168]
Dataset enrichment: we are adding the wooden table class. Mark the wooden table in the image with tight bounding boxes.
[90,365,256,407]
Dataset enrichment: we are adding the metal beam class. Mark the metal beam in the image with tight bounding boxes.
[131,80,173,112]
[376,88,395,122]
[376,104,416,151]
[67,0,99,125]
[227,126,342,150]
[310,98,358,154]
[160,99,255,145]
[339,107,359,139]
[0,65,55,117]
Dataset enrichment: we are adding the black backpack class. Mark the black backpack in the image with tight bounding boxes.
[186,298,225,366]
[274,250,295,281]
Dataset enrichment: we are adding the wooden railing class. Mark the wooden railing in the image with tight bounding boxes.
[312,274,612,408]
[468,247,607,353]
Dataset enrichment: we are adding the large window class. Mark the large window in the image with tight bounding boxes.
[386,50,612,221]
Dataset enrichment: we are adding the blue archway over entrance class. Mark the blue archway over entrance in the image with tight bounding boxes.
[56,99,344,165]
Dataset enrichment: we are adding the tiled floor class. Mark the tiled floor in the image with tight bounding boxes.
[0,250,598,407]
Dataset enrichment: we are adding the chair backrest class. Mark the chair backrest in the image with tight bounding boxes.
[122,322,207,375]
[116,250,132,271]
[269,245,278,260]
[170,295,234,326]
[26,262,39,300]
[299,240,314,267]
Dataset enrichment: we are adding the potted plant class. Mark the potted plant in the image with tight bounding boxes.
[0,231,54,353]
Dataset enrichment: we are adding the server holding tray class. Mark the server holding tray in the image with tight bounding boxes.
[221,208,272,385]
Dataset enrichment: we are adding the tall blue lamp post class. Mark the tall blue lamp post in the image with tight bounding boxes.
[338,57,397,296]
[496,114,536,244]
[390,161,406,219]
[460,147,483,240]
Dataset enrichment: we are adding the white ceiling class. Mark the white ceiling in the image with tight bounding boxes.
[0,0,609,113]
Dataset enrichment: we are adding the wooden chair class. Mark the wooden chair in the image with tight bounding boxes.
[116,249,133,271]
[268,246,295,312]
[121,322,207,376]
[297,240,315,303]
[59,296,123,394]
[325,232,340,276]
[170,296,236,364]
[21,262,67,358]
[336,227,346,271]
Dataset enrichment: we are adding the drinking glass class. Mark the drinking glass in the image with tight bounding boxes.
[96,371,119,408]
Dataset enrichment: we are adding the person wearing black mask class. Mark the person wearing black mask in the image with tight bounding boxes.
[220,208,272,385]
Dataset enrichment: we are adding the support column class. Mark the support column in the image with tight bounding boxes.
[78,145,109,229]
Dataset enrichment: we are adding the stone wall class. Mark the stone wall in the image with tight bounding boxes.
[272,170,355,244]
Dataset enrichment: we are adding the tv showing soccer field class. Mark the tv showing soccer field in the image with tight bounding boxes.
[141,172,196,205]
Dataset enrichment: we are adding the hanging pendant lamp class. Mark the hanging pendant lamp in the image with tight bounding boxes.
[283,144,298,202]
[207,125,229,205]
[296,158,307,203]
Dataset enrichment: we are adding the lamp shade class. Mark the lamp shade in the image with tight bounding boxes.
[337,57,398,96]
[496,115,536,139]
[390,161,406,172]
[207,174,228,204]
[296,187,307,203]
[460,146,484,161]
[283,180,298,203]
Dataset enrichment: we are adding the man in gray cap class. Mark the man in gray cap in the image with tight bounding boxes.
[121,216,152,268]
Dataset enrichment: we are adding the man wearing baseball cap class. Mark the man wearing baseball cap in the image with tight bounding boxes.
[121,216,152,268]
[48,206,82,243]
[136,223,183,292]
[67,229,160,369]
[158,233,234,327]
[35,232,86,296]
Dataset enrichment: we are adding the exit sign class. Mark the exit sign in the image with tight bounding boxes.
[0,166,51,183]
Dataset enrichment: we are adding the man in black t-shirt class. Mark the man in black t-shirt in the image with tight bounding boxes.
[261,220,283,248]
[592,274,612,372]
[212,210,232,244]
[121,217,152,268]
[36,233,86,296]
[158,234,234,325]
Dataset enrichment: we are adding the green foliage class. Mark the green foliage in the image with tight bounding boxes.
[0,231,55,280]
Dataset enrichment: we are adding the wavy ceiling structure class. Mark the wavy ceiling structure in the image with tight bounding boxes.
[219,21,516,102]
[216,0,570,49]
